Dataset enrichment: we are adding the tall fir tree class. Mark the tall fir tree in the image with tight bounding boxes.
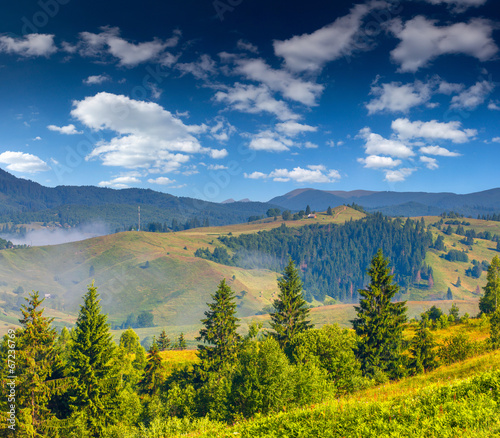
[352,249,407,378]
[15,291,62,435]
[138,340,164,396]
[158,329,171,351]
[479,255,500,314]
[69,282,117,437]
[270,257,313,348]
[197,279,240,371]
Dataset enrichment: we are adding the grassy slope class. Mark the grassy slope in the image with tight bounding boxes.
[0,207,362,337]
[410,216,500,301]
[137,320,498,437]
[166,325,500,438]
[1,211,499,339]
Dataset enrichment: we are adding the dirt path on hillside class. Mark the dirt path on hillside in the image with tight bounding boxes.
[333,205,347,220]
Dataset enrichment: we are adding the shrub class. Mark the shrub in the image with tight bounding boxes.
[229,338,329,419]
[438,333,477,365]
[288,325,364,394]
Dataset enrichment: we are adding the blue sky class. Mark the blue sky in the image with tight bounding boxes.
[0,0,499,202]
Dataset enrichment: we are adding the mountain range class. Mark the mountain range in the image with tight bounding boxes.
[269,188,500,217]
[1,169,500,230]
[0,169,277,229]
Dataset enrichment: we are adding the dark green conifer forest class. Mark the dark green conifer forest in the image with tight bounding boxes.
[196,213,433,301]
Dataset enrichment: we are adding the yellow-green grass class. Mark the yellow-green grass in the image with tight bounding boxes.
[182,205,365,238]
[168,345,500,438]
[159,349,200,374]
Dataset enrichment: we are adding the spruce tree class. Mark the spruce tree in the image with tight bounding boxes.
[490,309,500,349]
[270,257,313,348]
[446,287,453,300]
[479,255,500,314]
[138,340,164,396]
[178,332,187,350]
[197,279,240,371]
[69,282,117,436]
[352,249,407,378]
[15,291,61,435]
[158,329,171,351]
[449,303,460,322]
[409,318,438,373]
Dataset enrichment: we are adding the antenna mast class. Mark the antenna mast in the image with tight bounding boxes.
[138,206,141,232]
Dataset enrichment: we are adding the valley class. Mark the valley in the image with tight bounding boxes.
[1,204,498,344]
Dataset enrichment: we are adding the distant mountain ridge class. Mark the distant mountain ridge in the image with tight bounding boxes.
[0,169,276,228]
[269,188,500,217]
[2,168,500,226]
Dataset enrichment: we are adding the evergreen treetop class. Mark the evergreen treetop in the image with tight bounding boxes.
[409,318,438,374]
[178,332,187,350]
[158,328,171,351]
[352,249,407,378]
[270,257,313,348]
[138,340,164,396]
[15,291,61,435]
[197,279,240,371]
[479,255,500,314]
[69,281,118,436]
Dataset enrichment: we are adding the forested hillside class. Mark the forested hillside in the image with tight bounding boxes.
[196,213,433,302]
[0,169,278,229]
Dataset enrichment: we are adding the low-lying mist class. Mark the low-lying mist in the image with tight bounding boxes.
[1,222,111,247]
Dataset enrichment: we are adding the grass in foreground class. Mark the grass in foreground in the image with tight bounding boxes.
[145,349,500,438]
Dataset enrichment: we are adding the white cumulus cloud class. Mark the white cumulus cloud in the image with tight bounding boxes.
[0,34,57,57]
[392,118,477,143]
[47,124,83,135]
[450,80,495,110]
[358,127,414,158]
[420,0,487,13]
[98,176,141,189]
[176,54,217,80]
[366,80,434,114]
[214,83,299,121]
[384,167,415,182]
[358,155,402,168]
[420,156,439,169]
[275,121,317,137]
[273,1,387,72]
[248,130,293,152]
[0,151,50,173]
[419,145,461,156]
[230,57,324,106]
[147,177,176,185]
[71,92,223,172]
[389,16,498,72]
[83,74,111,85]
[245,166,340,183]
[77,27,180,67]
